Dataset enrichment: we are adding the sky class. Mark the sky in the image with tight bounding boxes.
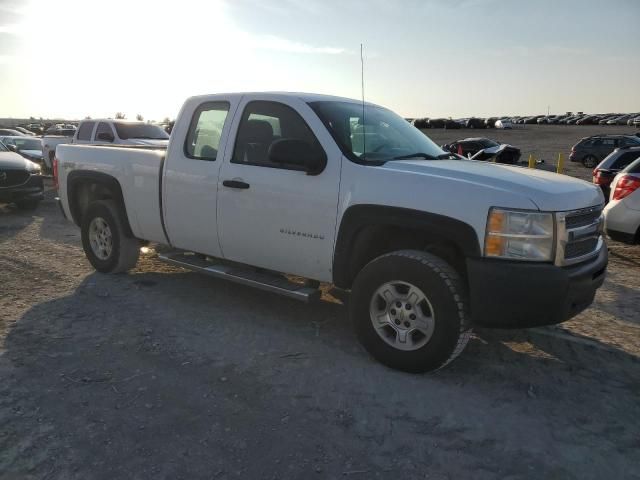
[0,0,638,121]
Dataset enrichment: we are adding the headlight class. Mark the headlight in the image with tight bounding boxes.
[484,208,555,261]
[27,163,42,175]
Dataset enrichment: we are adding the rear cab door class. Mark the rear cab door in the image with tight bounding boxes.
[74,121,96,144]
[94,122,117,144]
[216,94,342,281]
[162,94,241,257]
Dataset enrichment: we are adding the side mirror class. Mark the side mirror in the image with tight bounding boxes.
[268,138,326,175]
[97,132,114,142]
[7,144,17,152]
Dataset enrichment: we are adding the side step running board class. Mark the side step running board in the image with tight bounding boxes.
[157,252,321,303]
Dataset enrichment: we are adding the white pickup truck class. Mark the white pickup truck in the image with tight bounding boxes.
[55,92,607,372]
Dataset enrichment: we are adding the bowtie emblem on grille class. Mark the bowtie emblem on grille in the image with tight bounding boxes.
[0,172,6,182]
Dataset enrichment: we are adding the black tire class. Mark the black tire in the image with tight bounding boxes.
[582,155,598,168]
[15,199,39,210]
[81,200,140,273]
[350,250,472,373]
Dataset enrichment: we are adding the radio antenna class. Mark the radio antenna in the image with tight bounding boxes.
[360,43,366,157]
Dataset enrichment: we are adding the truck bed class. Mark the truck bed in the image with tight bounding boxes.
[56,143,168,244]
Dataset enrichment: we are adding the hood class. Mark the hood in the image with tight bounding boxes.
[0,151,39,170]
[125,138,169,146]
[382,159,604,211]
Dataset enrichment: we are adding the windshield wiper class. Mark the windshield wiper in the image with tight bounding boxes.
[392,152,438,160]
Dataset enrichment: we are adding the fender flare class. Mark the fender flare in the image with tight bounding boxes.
[332,204,481,288]
[66,170,134,237]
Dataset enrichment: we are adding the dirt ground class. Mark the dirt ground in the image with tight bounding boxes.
[1,130,640,479]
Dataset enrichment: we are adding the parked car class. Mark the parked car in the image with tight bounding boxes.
[523,116,543,125]
[427,118,446,128]
[465,118,485,129]
[592,146,640,198]
[0,139,43,209]
[73,119,170,146]
[45,126,76,135]
[13,127,36,136]
[598,115,618,125]
[442,137,521,164]
[569,135,640,168]
[626,115,640,126]
[0,128,25,136]
[42,130,76,169]
[443,119,462,129]
[576,115,599,125]
[411,118,429,129]
[495,119,513,129]
[603,157,640,243]
[55,92,607,373]
[484,117,498,128]
[606,115,629,125]
[0,136,44,163]
[634,116,640,128]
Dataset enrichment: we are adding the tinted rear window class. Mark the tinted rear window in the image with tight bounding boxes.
[611,151,640,169]
[114,123,169,140]
[623,158,640,174]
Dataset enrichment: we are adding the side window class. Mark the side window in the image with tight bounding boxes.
[77,122,95,141]
[185,102,230,161]
[94,122,114,142]
[232,100,324,169]
[602,139,616,147]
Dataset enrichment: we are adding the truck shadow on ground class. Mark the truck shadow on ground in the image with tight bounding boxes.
[1,271,639,479]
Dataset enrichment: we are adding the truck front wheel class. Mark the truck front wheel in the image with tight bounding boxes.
[81,200,140,273]
[351,250,472,373]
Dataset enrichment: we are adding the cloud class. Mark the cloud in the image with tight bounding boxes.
[256,34,347,55]
[484,44,589,58]
[0,24,21,34]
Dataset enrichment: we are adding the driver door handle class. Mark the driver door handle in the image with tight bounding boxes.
[222,180,250,189]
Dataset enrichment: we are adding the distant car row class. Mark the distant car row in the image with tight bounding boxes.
[410,113,640,129]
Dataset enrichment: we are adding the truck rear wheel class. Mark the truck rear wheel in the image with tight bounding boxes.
[81,200,140,273]
[351,250,472,373]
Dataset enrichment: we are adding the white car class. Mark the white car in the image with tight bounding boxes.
[495,119,513,129]
[73,119,170,147]
[55,92,607,373]
[604,157,640,243]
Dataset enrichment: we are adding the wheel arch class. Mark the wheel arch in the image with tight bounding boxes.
[333,205,481,289]
[67,170,134,237]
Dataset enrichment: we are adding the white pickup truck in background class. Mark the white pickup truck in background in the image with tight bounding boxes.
[55,92,608,372]
[73,119,170,146]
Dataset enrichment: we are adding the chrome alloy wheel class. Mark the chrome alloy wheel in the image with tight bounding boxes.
[88,217,113,260]
[369,281,435,351]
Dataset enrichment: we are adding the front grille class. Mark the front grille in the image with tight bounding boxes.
[565,237,599,259]
[565,208,602,229]
[0,169,30,188]
[556,205,604,266]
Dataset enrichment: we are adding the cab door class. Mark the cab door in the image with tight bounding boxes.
[216,96,341,282]
[162,95,241,256]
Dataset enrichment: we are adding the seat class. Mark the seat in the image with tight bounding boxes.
[236,119,274,165]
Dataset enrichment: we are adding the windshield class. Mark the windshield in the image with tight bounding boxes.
[308,101,448,163]
[3,138,42,151]
[114,123,169,140]
[477,139,500,148]
[0,141,8,152]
